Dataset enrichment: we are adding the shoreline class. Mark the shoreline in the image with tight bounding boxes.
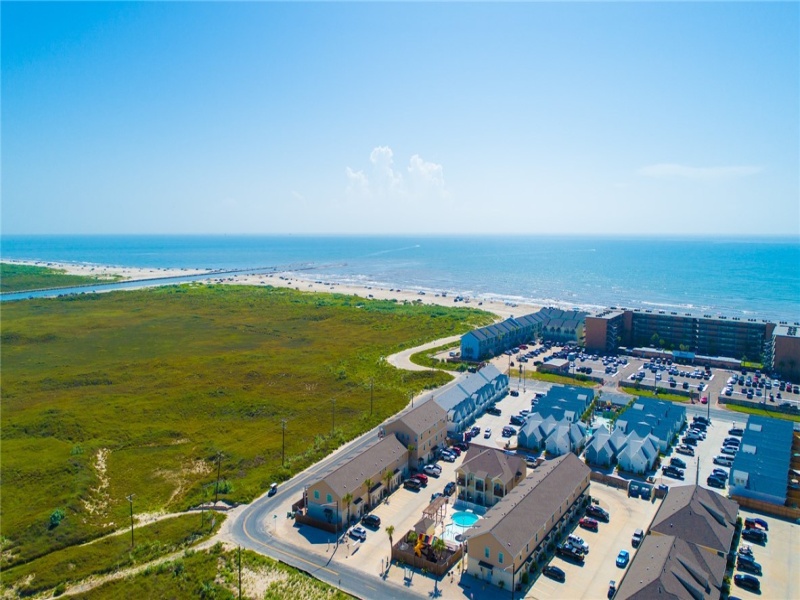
[2,259,537,319]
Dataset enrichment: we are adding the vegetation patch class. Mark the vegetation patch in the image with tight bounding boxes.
[1,513,223,596]
[1,284,490,567]
[622,387,690,404]
[723,403,800,422]
[409,340,461,370]
[0,262,122,293]
[70,543,351,600]
[524,371,597,388]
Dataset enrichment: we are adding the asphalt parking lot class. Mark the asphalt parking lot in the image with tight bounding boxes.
[526,482,662,599]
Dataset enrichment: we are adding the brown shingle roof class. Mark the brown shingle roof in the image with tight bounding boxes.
[319,435,408,498]
[465,453,590,557]
[649,485,739,554]
[458,446,525,485]
[389,400,446,435]
[615,534,726,600]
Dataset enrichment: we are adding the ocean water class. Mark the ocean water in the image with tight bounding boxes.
[2,235,798,322]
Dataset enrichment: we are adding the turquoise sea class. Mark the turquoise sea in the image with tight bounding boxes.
[1,235,798,323]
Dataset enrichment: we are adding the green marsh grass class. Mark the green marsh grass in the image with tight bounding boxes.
[0,262,122,293]
[1,513,224,596]
[1,283,491,569]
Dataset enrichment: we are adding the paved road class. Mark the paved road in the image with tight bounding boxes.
[386,334,462,371]
[228,341,471,599]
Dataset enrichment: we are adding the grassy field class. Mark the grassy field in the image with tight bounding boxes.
[0,262,122,293]
[522,370,598,388]
[409,340,461,370]
[722,403,800,422]
[1,513,224,596]
[1,283,492,569]
[72,543,351,600]
[622,387,691,403]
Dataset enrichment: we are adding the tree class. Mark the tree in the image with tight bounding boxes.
[386,525,395,555]
[363,479,373,510]
[342,492,353,526]
[382,470,393,494]
[432,536,446,563]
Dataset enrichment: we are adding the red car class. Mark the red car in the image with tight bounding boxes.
[412,473,428,485]
[449,446,462,456]
[579,517,599,532]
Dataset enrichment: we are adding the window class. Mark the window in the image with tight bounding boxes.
[484,547,490,559]
[314,490,320,500]
[498,552,504,564]
[327,494,332,503]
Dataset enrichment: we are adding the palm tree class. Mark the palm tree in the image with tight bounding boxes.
[407,444,416,463]
[364,478,373,510]
[386,525,395,556]
[382,470,393,494]
[342,492,353,526]
[432,536,446,563]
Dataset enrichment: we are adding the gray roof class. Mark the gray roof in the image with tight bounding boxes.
[319,435,408,498]
[388,399,446,435]
[465,453,590,556]
[615,534,726,600]
[729,414,793,502]
[650,485,739,554]
[458,446,525,484]
[436,366,506,413]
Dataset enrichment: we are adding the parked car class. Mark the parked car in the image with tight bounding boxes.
[706,476,725,489]
[423,465,441,477]
[412,473,428,485]
[669,457,687,469]
[616,550,630,567]
[733,574,761,592]
[557,543,585,562]
[349,525,367,541]
[484,428,492,439]
[579,517,599,531]
[441,452,456,463]
[449,446,462,456]
[728,428,744,436]
[631,529,644,548]
[738,544,754,558]
[362,514,381,529]
[403,478,422,490]
[675,445,695,456]
[509,390,520,397]
[443,482,456,496]
[720,446,737,456]
[745,517,769,531]
[662,465,685,480]
[741,528,767,543]
[568,534,590,553]
[586,504,610,522]
[487,406,502,416]
[736,556,762,575]
[543,565,566,582]
[714,455,733,467]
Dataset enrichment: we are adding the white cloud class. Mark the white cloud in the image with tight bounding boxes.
[346,146,448,202]
[638,163,763,180]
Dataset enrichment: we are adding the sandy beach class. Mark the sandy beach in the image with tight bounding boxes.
[4,259,539,319]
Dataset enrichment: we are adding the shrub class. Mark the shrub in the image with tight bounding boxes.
[49,508,66,529]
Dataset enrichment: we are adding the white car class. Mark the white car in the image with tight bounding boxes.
[484,428,492,439]
[349,526,367,541]
[423,465,441,477]
[568,534,589,553]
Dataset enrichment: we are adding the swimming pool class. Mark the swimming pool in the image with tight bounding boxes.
[452,511,480,528]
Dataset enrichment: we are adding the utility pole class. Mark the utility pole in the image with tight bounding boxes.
[281,419,288,467]
[125,494,136,548]
[214,452,223,504]
[331,398,336,434]
[370,378,374,417]
[238,546,242,599]
[410,391,414,408]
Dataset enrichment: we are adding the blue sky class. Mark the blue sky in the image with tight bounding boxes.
[2,2,798,235]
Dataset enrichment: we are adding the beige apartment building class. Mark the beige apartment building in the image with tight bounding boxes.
[383,400,447,466]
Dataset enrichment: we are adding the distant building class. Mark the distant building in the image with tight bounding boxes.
[465,454,591,591]
[584,308,794,366]
[517,414,587,457]
[769,324,800,382]
[460,307,588,361]
[383,400,448,467]
[435,365,508,435]
[728,414,795,507]
[615,397,686,452]
[615,485,739,600]
[305,435,408,529]
[455,445,526,507]
[538,357,569,374]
